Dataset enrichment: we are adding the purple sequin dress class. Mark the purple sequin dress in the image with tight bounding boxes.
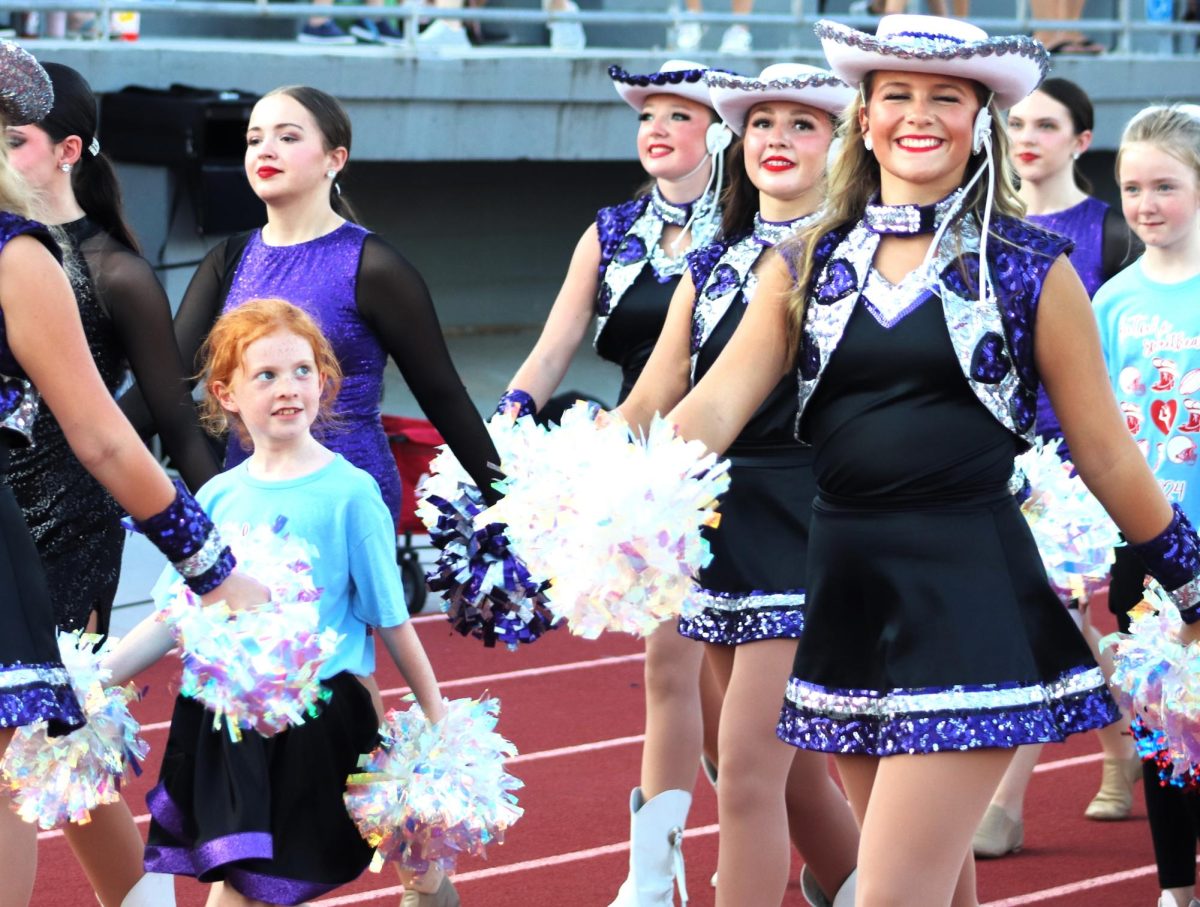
[1028,197,1110,452]
[222,223,400,520]
[0,211,85,735]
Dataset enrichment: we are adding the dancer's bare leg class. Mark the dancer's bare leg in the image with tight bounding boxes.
[62,799,147,906]
[642,622,706,798]
[711,639,857,906]
[0,730,36,907]
[838,748,1014,906]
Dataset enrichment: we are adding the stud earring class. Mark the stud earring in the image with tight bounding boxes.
[326,169,337,179]
[1072,152,1081,161]
[60,162,72,173]
[863,133,873,152]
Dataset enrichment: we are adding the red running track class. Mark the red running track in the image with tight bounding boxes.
[28,610,1167,907]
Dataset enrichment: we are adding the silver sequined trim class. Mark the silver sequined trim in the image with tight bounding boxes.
[705,71,850,94]
[0,375,39,446]
[689,588,805,613]
[785,666,1107,720]
[173,528,224,578]
[864,188,964,236]
[0,663,73,691]
[595,191,721,349]
[650,187,691,227]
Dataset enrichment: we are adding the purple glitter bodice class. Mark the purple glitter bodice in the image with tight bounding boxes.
[1027,196,1109,454]
[222,222,401,521]
[1027,196,1108,297]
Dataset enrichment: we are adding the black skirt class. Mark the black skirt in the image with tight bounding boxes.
[0,446,84,736]
[144,672,379,905]
[678,444,811,646]
[776,490,1118,756]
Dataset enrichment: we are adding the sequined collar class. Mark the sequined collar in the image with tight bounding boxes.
[650,187,698,227]
[753,211,816,247]
[864,188,965,236]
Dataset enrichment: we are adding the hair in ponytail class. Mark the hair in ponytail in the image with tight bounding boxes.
[38,63,140,252]
[263,85,359,224]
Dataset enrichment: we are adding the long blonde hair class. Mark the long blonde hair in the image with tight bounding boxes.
[782,75,1024,358]
[0,111,38,219]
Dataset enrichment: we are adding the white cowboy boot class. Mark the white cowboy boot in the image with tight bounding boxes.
[120,872,176,907]
[831,869,858,907]
[608,788,691,906]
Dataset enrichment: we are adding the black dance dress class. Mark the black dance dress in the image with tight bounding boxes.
[677,214,815,646]
[594,188,721,403]
[7,218,216,634]
[0,212,84,736]
[775,207,1118,756]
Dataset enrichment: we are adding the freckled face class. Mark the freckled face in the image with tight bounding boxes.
[636,94,714,181]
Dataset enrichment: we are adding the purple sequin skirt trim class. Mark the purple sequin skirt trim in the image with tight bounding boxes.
[678,589,805,644]
[145,783,339,905]
[0,661,85,733]
[776,666,1118,756]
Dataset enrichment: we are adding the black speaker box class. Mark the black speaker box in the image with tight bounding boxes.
[100,85,257,166]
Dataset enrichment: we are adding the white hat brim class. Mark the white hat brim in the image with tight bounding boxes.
[707,71,855,135]
[815,19,1048,110]
[610,63,715,112]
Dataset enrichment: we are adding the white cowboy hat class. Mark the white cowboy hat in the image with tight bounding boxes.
[609,59,715,112]
[0,41,53,126]
[706,64,855,135]
[815,15,1048,110]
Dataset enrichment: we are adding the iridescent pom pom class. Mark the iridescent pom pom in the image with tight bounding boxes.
[1016,439,1121,605]
[157,522,342,741]
[485,404,730,638]
[0,633,148,829]
[1105,583,1200,789]
[345,696,524,874]
[417,413,556,649]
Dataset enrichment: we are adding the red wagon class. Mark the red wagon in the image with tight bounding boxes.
[382,414,445,614]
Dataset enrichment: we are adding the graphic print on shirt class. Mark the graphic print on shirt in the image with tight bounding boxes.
[1116,312,1200,502]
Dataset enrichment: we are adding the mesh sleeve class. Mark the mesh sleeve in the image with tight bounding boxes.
[356,236,503,503]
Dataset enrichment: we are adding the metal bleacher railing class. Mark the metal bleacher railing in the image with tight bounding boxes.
[0,0,1197,53]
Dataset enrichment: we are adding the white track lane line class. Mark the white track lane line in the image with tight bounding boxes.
[311,824,722,905]
[981,857,1200,905]
[135,651,646,734]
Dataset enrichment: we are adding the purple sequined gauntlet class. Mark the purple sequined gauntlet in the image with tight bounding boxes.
[1131,504,1200,623]
[495,389,536,418]
[133,481,236,595]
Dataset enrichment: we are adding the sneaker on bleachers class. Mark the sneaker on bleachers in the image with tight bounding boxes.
[376,19,407,45]
[349,18,381,41]
[672,21,703,51]
[298,20,356,44]
[718,23,752,54]
[547,0,586,50]
[417,18,471,49]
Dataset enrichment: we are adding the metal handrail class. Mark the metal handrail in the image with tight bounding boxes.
[2,0,1196,52]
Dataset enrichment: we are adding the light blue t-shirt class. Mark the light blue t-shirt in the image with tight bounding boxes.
[1095,259,1200,521]
[154,454,407,679]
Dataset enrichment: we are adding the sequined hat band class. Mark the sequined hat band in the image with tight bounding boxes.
[0,41,53,127]
[707,64,855,136]
[610,59,716,112]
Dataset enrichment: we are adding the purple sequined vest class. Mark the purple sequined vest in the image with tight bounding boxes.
[796,213,1073,446]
